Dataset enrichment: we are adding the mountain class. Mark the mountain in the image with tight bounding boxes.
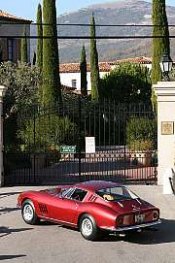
[30,0,175,63]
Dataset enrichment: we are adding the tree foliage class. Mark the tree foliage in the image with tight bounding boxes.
[0,41,3,63]
[100,63,152,103]
[0,62,41,152]
[90,15,100,101]
[80,45,87,96]
[42,0,61,106]
[18,114,78,152]
[37,3,43,68]
[126,117,157,151]
[32,52,36,66]
[0,61,41,112]
[152,0,170,84]
[20,27,28,63]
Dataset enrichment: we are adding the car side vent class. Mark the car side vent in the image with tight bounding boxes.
[39,203,48,214]
[88,195,97,202]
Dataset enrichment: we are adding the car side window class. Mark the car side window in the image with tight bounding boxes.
[61,188,74,198]
[70,188,87,201]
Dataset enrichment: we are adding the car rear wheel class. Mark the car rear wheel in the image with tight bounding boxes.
[22,200,39,225]
[80,214,99,241]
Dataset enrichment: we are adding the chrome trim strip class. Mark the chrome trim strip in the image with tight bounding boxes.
[102,219,161,232]
[39,215,77,227]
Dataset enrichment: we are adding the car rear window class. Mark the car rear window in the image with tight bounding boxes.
[96,186,138,201]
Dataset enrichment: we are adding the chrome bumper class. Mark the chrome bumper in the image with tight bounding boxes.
[102,219,161,232]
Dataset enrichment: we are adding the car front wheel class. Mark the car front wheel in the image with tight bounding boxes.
[22,200,39,225]
[80,214,99,241]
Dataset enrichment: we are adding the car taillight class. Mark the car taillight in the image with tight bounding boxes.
[152,210,159,221]
[117,216,123,226]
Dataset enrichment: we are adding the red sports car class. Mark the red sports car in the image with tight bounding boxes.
[17,180,161,240]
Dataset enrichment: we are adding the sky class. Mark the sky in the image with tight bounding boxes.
[0,0,175,21]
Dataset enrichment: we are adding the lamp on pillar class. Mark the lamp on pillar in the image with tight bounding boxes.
[0,85,8,187]
[160,53,173,81]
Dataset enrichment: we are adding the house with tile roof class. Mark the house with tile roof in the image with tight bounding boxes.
[0,10,31,62]
[113,56,152,70]
[59,57,152,93]
[60,62,112,93]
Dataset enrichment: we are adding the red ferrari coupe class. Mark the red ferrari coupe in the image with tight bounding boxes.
[17,180,161,240]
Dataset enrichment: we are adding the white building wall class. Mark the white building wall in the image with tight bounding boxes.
[154,81,175,186]
[60,71,109,92]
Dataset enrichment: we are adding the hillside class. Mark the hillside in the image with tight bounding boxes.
[30,0,175,63]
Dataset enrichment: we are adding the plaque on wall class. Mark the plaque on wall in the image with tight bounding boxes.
[161,121,174,135]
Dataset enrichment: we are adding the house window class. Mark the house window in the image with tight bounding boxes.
[71,79,77,88]
[7,39,14,61]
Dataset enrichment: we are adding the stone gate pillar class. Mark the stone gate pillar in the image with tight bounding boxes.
[153,81,175,185]
[0,85,8,187]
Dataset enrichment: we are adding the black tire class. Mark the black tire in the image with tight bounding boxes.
[21,200,39,225]
[79,214,100,241]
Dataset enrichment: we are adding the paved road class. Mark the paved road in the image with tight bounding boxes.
[0,185,175,263]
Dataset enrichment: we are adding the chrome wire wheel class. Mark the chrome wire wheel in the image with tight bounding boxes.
[81,218,93,237]
[23,204,34,222]
[22,200,39,225]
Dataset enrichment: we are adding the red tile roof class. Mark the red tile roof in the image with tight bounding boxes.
[60,62,112,73]
[114,56,152,64]
[59,57,151,73]
[0,10,31,23]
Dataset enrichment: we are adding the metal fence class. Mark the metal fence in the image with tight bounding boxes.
[3,98,157,186]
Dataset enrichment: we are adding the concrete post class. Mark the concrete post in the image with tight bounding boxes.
[0,85,8,187]
[153,81,175,188]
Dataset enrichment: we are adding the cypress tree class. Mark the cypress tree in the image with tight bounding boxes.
[37,3,43,68]
[90,15,100,101]
[0,44,2,63]
[42,0,61,106]
[80,45,87,96]
[152,0,170,84]
[20,27,28,63]
[33,52,36,65]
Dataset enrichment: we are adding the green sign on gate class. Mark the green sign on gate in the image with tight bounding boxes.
[60,145,76,154]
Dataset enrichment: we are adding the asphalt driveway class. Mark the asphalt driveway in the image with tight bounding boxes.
[0,185,175,263]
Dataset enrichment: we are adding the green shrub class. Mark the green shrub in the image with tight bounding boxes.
[126,117,157,151]
[100,63,152,103]
[18,114,78,153]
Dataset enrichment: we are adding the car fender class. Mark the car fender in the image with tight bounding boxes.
[76,203,118,228]
[18,192,43,216]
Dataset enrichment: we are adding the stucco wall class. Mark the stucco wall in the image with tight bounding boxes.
[60,71,109,91]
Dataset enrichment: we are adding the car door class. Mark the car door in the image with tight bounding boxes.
[49,188,87,224]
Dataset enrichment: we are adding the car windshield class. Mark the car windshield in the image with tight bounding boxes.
[96,186,138,201]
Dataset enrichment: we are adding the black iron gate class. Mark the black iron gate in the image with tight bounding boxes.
[4,98,157,186]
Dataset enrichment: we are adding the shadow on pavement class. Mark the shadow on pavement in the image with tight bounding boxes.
[0,191,22,199]
[100,218,175,245]
[0,207,20,215]
[0,255,26,260]
[0,226,33,238]
[38,218,175,245]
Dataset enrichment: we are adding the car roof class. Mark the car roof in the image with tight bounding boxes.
[74,180,122,192]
